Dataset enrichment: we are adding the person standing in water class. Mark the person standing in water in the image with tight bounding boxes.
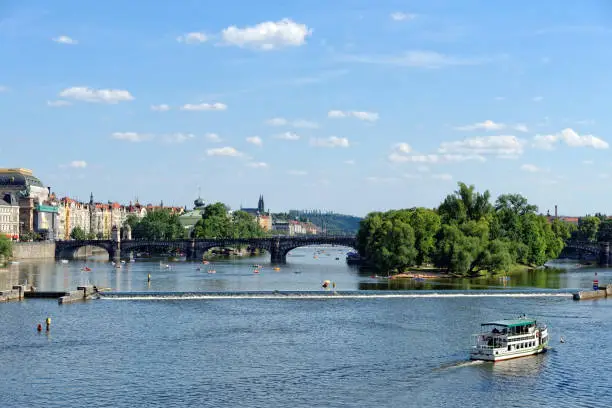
[45,317,51,331]
[147,273,151,283]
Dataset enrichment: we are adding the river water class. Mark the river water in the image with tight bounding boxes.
[1,246,611,407]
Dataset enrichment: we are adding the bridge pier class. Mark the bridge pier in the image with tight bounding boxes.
[599,242,610,266]
[269,238,285,263]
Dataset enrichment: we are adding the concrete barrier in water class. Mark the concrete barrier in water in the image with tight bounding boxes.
[573,284,612,301]
[0,285,25,302]
[58,285,96,305]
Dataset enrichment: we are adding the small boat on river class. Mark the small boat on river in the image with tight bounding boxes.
[470,316,549,362]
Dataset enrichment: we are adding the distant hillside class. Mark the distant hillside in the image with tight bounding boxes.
[273,210,362,235]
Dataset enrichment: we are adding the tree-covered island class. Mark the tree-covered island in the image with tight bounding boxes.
[356,182,574,277]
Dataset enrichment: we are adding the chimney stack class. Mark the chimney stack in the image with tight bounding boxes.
[554,205,558,218]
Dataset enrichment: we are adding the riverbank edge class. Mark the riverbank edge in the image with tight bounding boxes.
[389,263,535,280]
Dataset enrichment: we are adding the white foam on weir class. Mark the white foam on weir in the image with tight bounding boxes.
[100,293,574,301]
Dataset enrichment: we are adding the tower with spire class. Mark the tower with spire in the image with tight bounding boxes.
[258,194,265,214]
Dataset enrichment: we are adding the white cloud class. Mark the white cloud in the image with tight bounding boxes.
[389,153,485,163]
[69,160,87,168]
[111,132,152,142]
[47,100,71,107]
[365,176,398,183]
[533,96,544,102]
[327,110,379,122]
[180,102,227,111]
[151,104,170,111]
[276,132,300,141]
[514,124,528,132]
[221,19,312,50]
[520,164,541,173]
[455,120,505,131]
[246,136,263,146]
[53,35,77,45]
[533,128,608,150]
[310,136,349,148]
[288,170,308,176]
[432,173,453,181]
[265,117,318,128]
[292,119,318,128]
[177,32,207,44]
[205,133,222,142]
[395,143,412,154]
[390,12,416,21]
[247,162,268,168]
[207,146,243,157]
[266,117,287,126]
[342,50,496,69]
[344,160,355,165]
[439,135,525,157]
[163,133,195,143]
[60,87,134,104]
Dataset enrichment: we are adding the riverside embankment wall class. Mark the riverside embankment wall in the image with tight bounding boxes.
[12,242,55,259]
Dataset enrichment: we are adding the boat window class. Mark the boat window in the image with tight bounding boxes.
[508,345,511,351]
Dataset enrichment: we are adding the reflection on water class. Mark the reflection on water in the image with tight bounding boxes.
[0,247,609,292]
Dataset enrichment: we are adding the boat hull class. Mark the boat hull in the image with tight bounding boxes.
[470,346,547,362]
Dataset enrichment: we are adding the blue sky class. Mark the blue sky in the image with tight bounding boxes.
[1,0,612,216]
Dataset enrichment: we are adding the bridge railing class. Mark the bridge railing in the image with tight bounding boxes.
[56,234,355,242]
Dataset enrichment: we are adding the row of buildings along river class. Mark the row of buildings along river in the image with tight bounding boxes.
[0,168,319,241]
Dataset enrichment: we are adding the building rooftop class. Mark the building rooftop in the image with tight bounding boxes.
[0,170,44,188]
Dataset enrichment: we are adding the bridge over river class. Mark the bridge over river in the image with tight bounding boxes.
[55,235,358,263]
[562,240,612,266]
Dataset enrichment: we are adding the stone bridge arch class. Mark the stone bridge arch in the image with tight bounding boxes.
[278,236,357,262]
[192,238,272,259]
[55,240,115,260]
[120,240,191,258]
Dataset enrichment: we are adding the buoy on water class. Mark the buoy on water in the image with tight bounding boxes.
[37,324,42,332]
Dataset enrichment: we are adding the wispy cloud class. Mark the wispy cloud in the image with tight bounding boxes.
[47,100,71,107]
[151,104,170,111]
[265,117,318,128]
[52,35,77,45]
[310,136,349,148]
[180,102,227,111]
[247,162,268,168]
[111,132,152,142]
[162,133,195,143]
[340,51,500,69]
[390,12,417,21]
[328,110,379,122]
[207,146,243,157]
[177,32,207,44]
[246,136,263,146]
[533,128,608,150]
[60,87,134,104]
[205,133,222,142]
[275,132,300,141]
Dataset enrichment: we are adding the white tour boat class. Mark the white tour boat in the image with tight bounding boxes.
[470,316,549,362]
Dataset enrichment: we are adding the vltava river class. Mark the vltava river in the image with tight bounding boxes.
[1,246,611,407]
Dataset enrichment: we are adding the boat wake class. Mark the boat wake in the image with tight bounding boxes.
[99,290,574,301]
[435,360,487,371]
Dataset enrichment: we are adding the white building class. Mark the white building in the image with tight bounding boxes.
[0,193,20,240]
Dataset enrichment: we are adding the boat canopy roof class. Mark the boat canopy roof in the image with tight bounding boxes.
[481,319,536,328]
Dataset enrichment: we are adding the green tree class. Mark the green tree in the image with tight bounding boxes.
[193,202,232,238]
[597,219,612,242]
[0,235,12,259]
[576,216,600,242]
[407,208,441,265]
[438,182,492,224]
[132,210,184,240]
[357,211,417,272]
[230,211,268,238]
[70,226,88,240]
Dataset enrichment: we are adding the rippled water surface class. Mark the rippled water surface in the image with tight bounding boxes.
[1,247,611,407]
